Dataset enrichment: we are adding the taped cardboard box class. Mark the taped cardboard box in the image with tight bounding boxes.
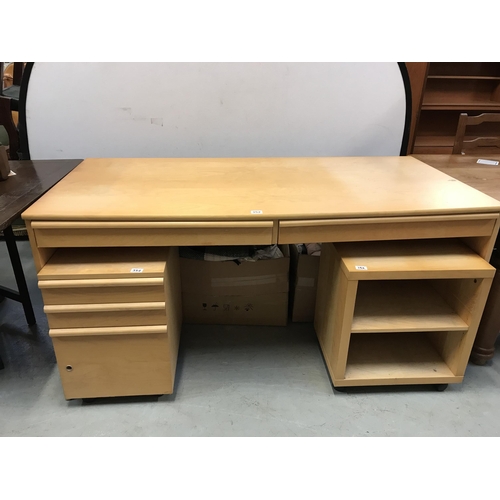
[289,244,320,322]
[180,246,290,326]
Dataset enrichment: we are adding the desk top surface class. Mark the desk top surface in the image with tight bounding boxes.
[1,159,82,230]
[22,156,500,222]
[413,154,500,202]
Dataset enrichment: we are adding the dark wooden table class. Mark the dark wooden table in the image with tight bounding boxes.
[414,154,500,365]
[0,159,82,368]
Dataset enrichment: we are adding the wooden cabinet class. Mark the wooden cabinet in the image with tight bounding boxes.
[315,239,495,388]
[407,63,500,154]
[38,247,182,400]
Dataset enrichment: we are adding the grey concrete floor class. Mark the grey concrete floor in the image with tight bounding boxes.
[1,239,500,437]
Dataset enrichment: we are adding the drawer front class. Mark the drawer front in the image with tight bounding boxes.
[279,214,498,244]
[51,326,172,399]
[39,278,165,305]
[37,248,168,280]
[32,221,274,247]
[45,302,167,329]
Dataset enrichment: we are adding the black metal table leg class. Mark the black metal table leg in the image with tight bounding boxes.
[3,225,36,325]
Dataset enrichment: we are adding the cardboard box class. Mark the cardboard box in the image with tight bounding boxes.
[289,244,320,322]
[180,246,290,326]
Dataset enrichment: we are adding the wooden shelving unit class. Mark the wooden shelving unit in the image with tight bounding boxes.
[314,239,495,388]
[408,62,500,154]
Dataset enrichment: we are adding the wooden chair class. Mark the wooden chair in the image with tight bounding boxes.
[0,63,29,160]
[0,96,20,159]
[1,62,25,112]
[452,113,500,154]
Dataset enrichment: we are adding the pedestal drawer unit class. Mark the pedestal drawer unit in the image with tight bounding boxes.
[37,247,182,399]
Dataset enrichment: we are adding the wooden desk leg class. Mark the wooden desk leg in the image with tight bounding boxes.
[471,270,500,365]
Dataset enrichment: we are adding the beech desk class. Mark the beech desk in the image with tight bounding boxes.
[21,157,500,398]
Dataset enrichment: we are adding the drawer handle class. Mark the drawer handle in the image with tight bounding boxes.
[32,221,273,229]
[44,302,166,313]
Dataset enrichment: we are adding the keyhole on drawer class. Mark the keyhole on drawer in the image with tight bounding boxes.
[474,279,477,283]
[66,365,73,372]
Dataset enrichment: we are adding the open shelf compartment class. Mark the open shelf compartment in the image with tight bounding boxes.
[340,332,463,387]
[352,280,469,333]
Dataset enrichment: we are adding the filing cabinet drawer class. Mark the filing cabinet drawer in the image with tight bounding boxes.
[39,278,165,305]
[38,247,168,308]
[50,325,172,399]
[44,302,167,329]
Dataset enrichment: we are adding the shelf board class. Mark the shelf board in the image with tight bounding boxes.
[427,76,500,81]
[422,102,500,111]
[340,333,459,386]
[352,281,469,333]
[335,239,495,280]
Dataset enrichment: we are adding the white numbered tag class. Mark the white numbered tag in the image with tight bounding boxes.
[477,159,499,166]
[130,268,144,273]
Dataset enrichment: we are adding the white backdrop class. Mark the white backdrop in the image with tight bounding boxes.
[25,62,407,159]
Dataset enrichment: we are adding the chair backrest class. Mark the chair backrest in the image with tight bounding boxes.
[2,63,13,88]
[0,96,20,159]
[452,113,500,154]
[1,62,24,89]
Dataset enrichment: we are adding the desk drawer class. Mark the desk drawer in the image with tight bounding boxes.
[37,247,168,279]
[279,214,498,244]
[44,302,167,329]
[32,221,274,247]
[39,278,165,305]
[50,325,172,399]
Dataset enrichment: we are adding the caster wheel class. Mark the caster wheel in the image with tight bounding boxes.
[435,384,448,392]
[333,386,348,393]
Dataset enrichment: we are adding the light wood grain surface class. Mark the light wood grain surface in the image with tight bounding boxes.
[22,157,500,222]
[51,331,173,398]
[50,325,168,337]
[340,333,459,386]
[38,248,168,279]
[352,281,469,333]
[335,239,496,280]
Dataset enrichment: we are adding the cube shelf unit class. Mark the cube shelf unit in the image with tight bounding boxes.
[314,239,495,388]
[410,62,500,154]
[37,247,182,400]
